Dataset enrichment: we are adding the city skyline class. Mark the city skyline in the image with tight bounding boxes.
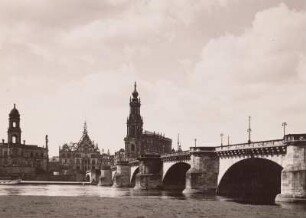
[0,0,305,157]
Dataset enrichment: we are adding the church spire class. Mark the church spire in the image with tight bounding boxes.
[126,82,143,138]
[83,121,88,135]
[132,81,139,99]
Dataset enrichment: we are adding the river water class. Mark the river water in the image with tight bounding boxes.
[0,184,305,215]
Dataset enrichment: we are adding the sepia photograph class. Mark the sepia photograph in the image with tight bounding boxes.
[0,0,305,217]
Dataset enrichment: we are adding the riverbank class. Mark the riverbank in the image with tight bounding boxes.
[0,196,305,218]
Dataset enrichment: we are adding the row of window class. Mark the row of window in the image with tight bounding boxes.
[0,150,45,158]
[61,159,98,165]
[60,153,100,158]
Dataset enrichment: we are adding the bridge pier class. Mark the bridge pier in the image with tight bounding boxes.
[183,147,219,194]
[112,161,131,187]
[86,169,100,185]
[276,136,306,202]
[134,154,162,190]
[98,166,113,186]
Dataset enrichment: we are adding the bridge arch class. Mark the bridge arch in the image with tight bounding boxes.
[130,166,139,187]
[162,162,190,190]
[217,158,283,203]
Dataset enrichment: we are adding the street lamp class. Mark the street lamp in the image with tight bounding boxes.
[247,116,252,143]
[220,133,224,146]
[282,122,287,138]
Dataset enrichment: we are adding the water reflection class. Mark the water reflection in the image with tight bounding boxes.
[0,184,213,200]
[0,184,305,212]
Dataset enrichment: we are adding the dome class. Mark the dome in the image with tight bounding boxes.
[9,104,20,117]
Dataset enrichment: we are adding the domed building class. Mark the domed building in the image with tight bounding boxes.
[0,105,49,179]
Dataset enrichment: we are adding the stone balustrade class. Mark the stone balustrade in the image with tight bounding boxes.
[161,151,190,162]
[215,139,287,158]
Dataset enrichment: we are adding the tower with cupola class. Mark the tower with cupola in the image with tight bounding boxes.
[125,82,144,160]
[8,104,22,144]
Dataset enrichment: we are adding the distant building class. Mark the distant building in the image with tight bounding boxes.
[124,83,172,161]
[0,105,48,179]
[48,156,60,174]
[58,123,113,180]
[114,148,125,164]
[101,151,114,167]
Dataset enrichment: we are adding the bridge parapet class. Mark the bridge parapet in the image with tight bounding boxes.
[161,151,190,162]
[215,139,286,158]
[284,134,306,144]
[190,147,215,154]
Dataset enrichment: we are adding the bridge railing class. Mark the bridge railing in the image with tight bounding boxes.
[215,139,284,152]
[161,151,190,162]
[161,151,190,158]
[285,134,306,143]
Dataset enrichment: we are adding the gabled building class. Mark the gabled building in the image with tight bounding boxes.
[59,123,113,180]
[124,83,172,161]
[59,123,101,174]
[0,105,48,179]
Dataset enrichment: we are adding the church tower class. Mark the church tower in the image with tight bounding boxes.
[125,82,143,160]
[8,104,22,144]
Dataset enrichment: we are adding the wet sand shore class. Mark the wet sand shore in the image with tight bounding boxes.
[0,196,305,218]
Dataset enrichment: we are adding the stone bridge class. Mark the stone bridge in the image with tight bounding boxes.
[216,134,306,202]
[110,133,306,203]
[216,138,286,186]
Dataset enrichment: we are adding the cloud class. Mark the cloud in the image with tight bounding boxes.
[182,3,306,141]
[0,1,305,155]
[136,3,306,148]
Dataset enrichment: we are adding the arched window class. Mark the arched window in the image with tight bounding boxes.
[131,144,135,152]
[12,136,17,144]
[12,122,17,127]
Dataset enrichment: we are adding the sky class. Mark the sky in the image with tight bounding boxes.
[0,0,305,157]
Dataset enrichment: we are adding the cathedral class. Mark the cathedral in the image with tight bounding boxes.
[124,83,172,161]
[0,105,48,179]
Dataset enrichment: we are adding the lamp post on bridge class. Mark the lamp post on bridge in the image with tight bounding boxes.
[220,133,224,147]
[247,116,252,144]
[194,138,197,147]
[282,122,287,138]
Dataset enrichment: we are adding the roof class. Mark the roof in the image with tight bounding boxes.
[9,104,20,117]
[60,127,100,153]
[143,130,172,141]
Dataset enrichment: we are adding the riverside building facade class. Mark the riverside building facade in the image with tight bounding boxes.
[59,123,113,180]
[0,105,48,179]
